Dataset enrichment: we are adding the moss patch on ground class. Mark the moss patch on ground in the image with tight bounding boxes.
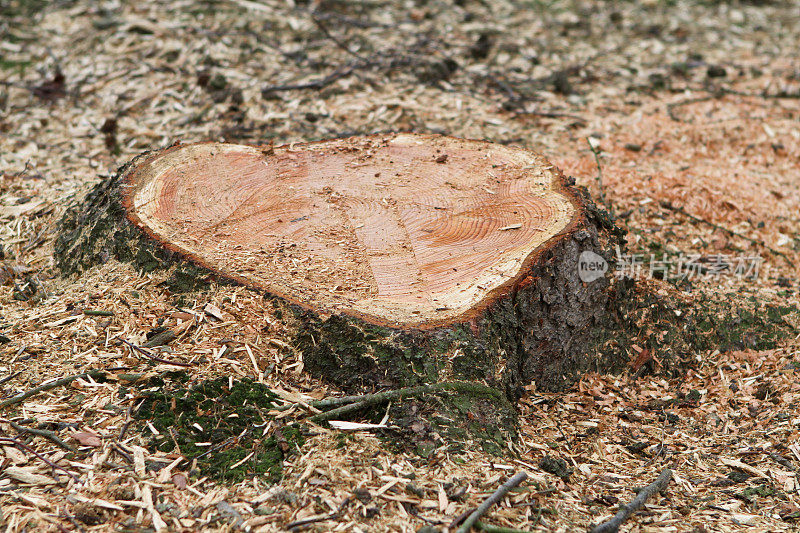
[133,377,304,484]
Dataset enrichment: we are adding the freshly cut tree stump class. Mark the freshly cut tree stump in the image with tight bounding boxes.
[55,134,623,397]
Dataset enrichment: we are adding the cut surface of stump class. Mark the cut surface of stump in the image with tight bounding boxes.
[124,135,579,326]
[56,133,624,397]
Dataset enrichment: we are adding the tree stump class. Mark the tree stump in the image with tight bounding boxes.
[55,134,623,398]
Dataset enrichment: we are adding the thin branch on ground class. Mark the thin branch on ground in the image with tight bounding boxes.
[311,13,366,60]
[117,338,192,367]
[589,468,672,533]
[262,63,359,95]
[666,94,718,122]
[475,521,535,533]
[667,86,800,122]
[6,419,76,452]
[285,497,351,530]
[513,109,587,123]
[587,137,612,215]
[0,436,80,483]
[0,370,23,386]
[456,471,529,533]
[659,201,792,265]
[306,381,503,423]
[0,370,106,410]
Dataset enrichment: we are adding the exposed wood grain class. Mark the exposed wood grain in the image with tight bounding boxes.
[122,134,579,327]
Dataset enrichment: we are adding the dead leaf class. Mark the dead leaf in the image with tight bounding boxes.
[630,348,653,372]
[71,431,102,447]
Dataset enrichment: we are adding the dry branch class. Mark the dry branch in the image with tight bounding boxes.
[6,419,76,452]
[117,338,192,367]
[659,201,791,265]
[456,471,529,533]
[0,436,80,483]
[0,370,106,410]
[589,468,673,533]
[306,381,502,423]
[475,522,534,533]
[285,497,351,530]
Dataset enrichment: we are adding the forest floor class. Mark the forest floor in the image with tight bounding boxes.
[1,0,800,531]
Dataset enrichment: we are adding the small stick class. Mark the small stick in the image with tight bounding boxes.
[117,338,192,367]
[6,419,76,452]
[666,94,717,122]
[285,497,351,530]
[118,405,133,440]
[306,381,502,423]
[589,468,672,533]
[262,63,358,94]
[83,309,114,317]
[456,471,529,533]
[475,521,535,533]
[0,370,23,386]
[308,399,370,423]
[142,330,176,348]
[659,201,791,265]
[586,138,612,215]
[0,370,105,410]
[0,436,80,483]
[450,507,476,529]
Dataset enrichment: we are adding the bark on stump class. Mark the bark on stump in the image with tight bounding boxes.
[55,134,623,398]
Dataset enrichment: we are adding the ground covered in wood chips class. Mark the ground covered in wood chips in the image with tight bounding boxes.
[1,0,800,531]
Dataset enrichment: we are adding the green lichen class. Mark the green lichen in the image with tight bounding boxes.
[134,377,304,484]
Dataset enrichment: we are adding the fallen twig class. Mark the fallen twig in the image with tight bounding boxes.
[142,330,177,348]
[0,370,23,386]
[0,370,105,410]
[450,507,477,529]
[83,309,114,317]
[587,137,612,215]
[659,201,792,265]
[285,497,351,530]
[456,471,529,533]
[589,468,672,533]
[6,419,76,452]
[0,436,80,483]
[262,63,358,95]
[475,521,534,533]
[117,338,192,367]
[513,110,587,123]
[306,381,503,424]
[311,13,365,60]
[666,94,717,122]
[668,87,800,122]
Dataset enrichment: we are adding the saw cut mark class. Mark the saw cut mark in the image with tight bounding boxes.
[125,134,579,326]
